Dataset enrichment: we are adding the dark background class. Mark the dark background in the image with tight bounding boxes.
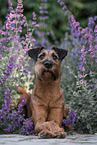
[0,0,97,44]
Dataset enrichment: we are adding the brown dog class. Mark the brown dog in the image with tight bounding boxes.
[17,46,69,138]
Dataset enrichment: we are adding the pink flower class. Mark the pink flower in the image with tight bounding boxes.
[62,5,67,10]
[94,25,97,32]
[32,12,36,18]
[60,2,64,6]
[32,22,36,25]
[32,38,36,42]
[18,0,22,3]
[82,67,85,72]
[35,24,39,27]
[79,75,83,78]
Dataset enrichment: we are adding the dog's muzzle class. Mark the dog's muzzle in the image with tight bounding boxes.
[44,61,53,69]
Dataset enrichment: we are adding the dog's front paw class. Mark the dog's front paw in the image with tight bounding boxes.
[38,129,56,138]
[38,129,67,139]
[55,131,67,138]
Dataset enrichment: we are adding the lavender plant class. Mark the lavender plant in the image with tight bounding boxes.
[58,0,97,133]
[0,0,38,108]
[0,89,26,134]
[1,0,96,135]
[19,118,35,135]
[0,0,38,133]
[0,0,76,135]
[34,0,50,47]
[62,109,76,126]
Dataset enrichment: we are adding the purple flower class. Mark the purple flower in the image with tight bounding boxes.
[95,59,97,63]
[94,25,97,32]
[19,118,36,135]
[17,97,27,114]
[91,84,94,88]
[15,85,18,88]
[0,56,15,86]
[62,109,76,126]
[23,69,28,75]
[88,17,95,28]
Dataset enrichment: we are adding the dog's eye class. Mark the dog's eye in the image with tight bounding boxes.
[52,53,58,60]
[38,53,45,60]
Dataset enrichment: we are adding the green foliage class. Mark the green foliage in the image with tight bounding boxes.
[0,45,34,109]
[65,0,97,27]
[60,30,97,133]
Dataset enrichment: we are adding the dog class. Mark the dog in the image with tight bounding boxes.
[17,46,72,138]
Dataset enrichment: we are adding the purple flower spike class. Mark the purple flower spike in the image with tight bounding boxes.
[15,85,18,88]
[62,109,76,126]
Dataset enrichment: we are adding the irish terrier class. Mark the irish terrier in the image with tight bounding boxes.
[17,46,70,138]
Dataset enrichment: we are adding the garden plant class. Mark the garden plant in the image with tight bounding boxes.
[0,0,97,135]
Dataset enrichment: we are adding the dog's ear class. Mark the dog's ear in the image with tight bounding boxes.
[52,47,68,60]
[27,47,44,61]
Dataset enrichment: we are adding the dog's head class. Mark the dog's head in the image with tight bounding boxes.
[28,47,68,82]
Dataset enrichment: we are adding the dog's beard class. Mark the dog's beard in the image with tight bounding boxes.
[35,64,59,82]
[41,67,60,82]
[42,70,56,81]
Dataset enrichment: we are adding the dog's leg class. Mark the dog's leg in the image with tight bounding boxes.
[31,100,48,133]
[38,107,66,138]
[48,107,64,126]
[30,101,66,138]
[48,107,66,137]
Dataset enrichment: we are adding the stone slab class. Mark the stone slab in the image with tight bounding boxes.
[0,134,97,145]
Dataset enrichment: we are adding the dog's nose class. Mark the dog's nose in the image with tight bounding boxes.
[44,61,53,69]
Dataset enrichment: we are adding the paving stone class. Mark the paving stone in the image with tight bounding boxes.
[0,134,97,145]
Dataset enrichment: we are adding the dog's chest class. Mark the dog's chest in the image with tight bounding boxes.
[33,84,63,106]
